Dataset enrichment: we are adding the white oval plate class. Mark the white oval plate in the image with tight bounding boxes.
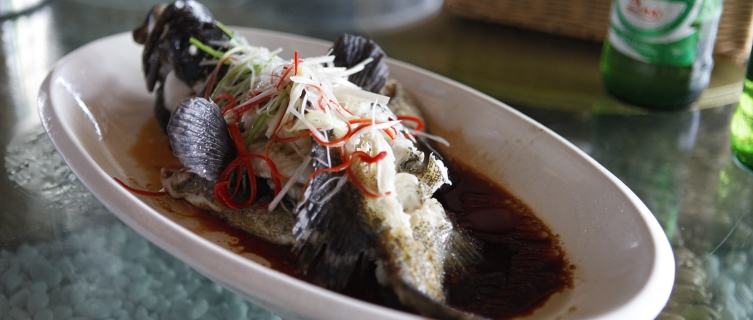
[38,28,674,320]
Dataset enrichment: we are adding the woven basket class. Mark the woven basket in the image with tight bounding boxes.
[444,0,753,65]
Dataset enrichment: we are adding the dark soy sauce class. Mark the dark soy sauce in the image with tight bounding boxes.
[436,163,573,319]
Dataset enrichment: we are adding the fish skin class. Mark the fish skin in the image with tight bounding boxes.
[401,152,449,199]
[384,79,424,130]
[391,278,486,320]
[160,168,295,245]
[365,195,445,301]
[293,144,371,290]
[167,97,236,182]
[366,194,482,320]
[331,34,389,94]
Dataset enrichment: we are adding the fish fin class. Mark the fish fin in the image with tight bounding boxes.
[444,226,484,274]
[331,33,389,93]
[392,277,487,320]
[167,97,236,181]
[294,143,371,290]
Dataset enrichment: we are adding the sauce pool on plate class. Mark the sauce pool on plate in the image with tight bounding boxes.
[128,118,573,319]
[437,164,574,318]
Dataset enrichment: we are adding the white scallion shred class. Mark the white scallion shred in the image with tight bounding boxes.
[308,175,349,205]
[268,156,312,211]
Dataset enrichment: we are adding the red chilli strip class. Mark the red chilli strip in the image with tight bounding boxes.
[214,93,238,110]
[387,127,398,140]
[383,128,395,140]
[113,177,166,197]
[309,122,382,147]
[300,159,353,196]
[256,153,285,195]
[205,56,235,99]
[226,90,274,116]
[274,130,312,144]
[318,96,327,111]
[351,150,388,164]
[214,152,258,209]
[347,118,378,124]
[275,64,295,89]
[213,181,233,208]
[259,139,287,189]
[229,153,285,197]
[271,66,286,84]
[227,123,248,156]
[300,150,389,199]
[302,85,335,112]
[213,155,257,210]
[294,50,299,75]
[212,124,258,209]
[230,164,244,199]
[396,115,425,131]
[213,167,241,209]
[348,151,389,197]
[346,165,390,198]
[346,119,396,138]
[282,119,296,128]
[337,104,354,116]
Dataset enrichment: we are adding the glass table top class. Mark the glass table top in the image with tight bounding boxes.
[1,0,750,319]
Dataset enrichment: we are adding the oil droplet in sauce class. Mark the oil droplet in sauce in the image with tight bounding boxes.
[128,117,573,319]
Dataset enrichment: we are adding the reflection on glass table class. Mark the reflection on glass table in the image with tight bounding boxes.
[515,105,753,319]
[0,0,752,319]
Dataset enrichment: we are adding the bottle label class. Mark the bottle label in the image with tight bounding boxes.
[608,0,716,66]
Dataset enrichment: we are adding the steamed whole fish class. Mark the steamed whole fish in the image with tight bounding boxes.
[134,1,482,318]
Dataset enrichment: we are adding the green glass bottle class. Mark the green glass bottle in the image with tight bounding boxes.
[600,0,723,110]
[731,58,753,171]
